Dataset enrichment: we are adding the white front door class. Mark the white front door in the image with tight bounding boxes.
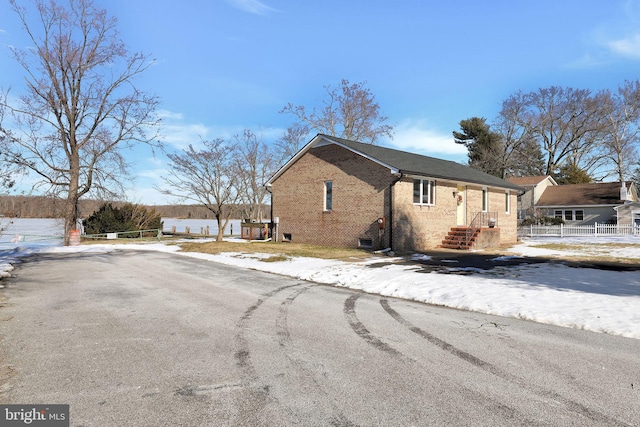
[456,185,466,226]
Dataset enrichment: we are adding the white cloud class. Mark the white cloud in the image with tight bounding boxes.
[226,0,276,15]
[563,52,608,69]
[382,119,468,161]
[137,167,166,180]
[156,110,184,121]
[589,1,640,61]
[607,33,640,59]
[144,156,164,167]
[160,121,211,150]
[157,110,286,150]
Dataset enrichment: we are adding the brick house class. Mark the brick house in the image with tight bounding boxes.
[266,134,523,252]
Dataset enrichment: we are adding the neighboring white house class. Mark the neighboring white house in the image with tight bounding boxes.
[506,179,639,225]
[614,201,640,226]
[507,175,557,219]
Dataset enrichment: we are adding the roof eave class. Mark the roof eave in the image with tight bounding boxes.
[536,203,623,208]
[401,169,524,192]
[266,134,400,186]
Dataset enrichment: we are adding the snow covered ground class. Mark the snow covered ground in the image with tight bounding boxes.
[1,219,639,340]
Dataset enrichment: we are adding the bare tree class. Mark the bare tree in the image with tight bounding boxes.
[494,91,546,177]
[232,130,276,222]
[159,139,240,241]
[280,79,393,144]
[525,86,605,176]
[599,80,640,181]
[126,203,163,230]
[0,0,160,244]
[0,97,25,190]
[275,122,310,164]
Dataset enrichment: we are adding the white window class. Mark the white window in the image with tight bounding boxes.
[413,179,436,205]
[482,187,488,212]
[324,181,332,211]
[505,190,510,214]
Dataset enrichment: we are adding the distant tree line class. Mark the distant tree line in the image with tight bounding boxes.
[454,82,640,184]
[0,195,260,221]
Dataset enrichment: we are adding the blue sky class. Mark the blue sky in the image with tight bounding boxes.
[2,0,640,204]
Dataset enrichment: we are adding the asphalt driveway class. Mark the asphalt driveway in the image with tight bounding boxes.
[1,250,639,426]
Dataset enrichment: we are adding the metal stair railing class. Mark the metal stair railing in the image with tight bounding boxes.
[461,212,497,249]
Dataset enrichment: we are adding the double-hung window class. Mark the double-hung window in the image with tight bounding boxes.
[413,179,436,205]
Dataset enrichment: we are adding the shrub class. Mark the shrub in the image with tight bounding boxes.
[520,216,564,226]
[84,203,163,237]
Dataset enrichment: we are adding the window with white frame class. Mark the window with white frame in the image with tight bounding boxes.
[554,209,584,221]
[482,187,488,212]
[413,179,436,205]
[505,190,510,214]
[324,181,332,211]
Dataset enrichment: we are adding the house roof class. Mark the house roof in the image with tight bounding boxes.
[507,175,556,187]
[268,134,523,191]
[536,181,631,206]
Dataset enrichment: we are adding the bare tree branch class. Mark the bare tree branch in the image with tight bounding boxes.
[159,138,240,241]
[280,79,393,145]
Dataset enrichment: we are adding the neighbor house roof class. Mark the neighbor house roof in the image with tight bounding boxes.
[536,182,631,206]
[507,175,557,187]
[267,134,523,191]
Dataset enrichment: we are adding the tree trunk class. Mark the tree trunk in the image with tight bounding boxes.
[216,220,224,241]
[63,192,78,246]
[64,155,80,246]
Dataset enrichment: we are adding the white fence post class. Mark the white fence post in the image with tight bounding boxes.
[519,223,638,237]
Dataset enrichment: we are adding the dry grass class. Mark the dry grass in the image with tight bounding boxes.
[178,240,376,262]
[525,242,640,265]
[534,242,637,250]
[259,255,290,263]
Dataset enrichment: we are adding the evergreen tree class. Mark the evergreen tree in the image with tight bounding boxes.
[453,117,503,177]
[554,163,592,184]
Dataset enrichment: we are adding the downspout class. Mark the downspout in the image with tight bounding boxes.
[389,172,404,251]
[265,184,274,240]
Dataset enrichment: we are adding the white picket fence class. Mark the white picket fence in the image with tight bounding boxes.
[519,223,640,238]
